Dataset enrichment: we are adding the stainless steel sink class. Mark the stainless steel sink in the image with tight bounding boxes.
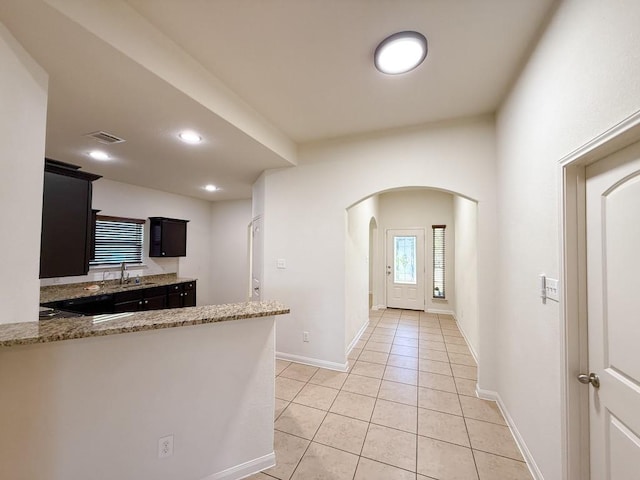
[120,282,157,288]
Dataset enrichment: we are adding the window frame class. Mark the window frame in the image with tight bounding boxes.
[90,215,146,268]
[432,224,446,299]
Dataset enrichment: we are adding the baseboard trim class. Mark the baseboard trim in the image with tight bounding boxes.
[372,304,386,311]
[450,312,479,364]
[476,388,544,480]
[204,452,275,480]
[426,308,456,316]
[346,320,370,356]
[276,352,348,372]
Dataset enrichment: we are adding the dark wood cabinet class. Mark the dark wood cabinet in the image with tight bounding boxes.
[40,159,101,278]
[113,298,141,313]
[149,217,189,257]
[144,294,167,310]
[113,285,168,312]
[43,281,196,315]
[166,281,196,308]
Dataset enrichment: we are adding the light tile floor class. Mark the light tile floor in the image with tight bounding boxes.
[248,309,533,480]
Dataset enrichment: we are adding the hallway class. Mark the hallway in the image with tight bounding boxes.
[249,308,532,479]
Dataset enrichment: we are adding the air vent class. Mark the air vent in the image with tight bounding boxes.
[85,131,126,144]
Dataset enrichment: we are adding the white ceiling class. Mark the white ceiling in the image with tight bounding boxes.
[0,0,556,201]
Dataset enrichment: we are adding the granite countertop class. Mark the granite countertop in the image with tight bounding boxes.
[40,273,196,304]
[0,301,289,347]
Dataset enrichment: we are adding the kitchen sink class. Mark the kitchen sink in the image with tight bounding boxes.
[120,282,157,288]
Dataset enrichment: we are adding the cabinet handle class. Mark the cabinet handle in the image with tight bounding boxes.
[144,300,148,304]
[180,293,184,297]
[162,252,166,256]
[184,292,188,297]
[138,301,143,305]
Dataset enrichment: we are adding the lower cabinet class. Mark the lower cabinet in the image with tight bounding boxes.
[166,281,196,308]
[113,286,169,313]
[47,281,197,315]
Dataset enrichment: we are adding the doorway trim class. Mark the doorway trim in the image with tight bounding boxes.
[559,110,640,480]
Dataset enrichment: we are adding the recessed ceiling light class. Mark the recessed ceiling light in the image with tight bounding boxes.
[88,150,110,161]
[374,31,428,75]
[204,184,217,192]
[178,130,202,144]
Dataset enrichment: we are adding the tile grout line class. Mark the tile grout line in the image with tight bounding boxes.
[271,309,513,480]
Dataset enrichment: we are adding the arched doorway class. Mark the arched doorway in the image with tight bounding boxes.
[346,187,480,361]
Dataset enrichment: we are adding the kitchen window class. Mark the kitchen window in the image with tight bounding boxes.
[432,225,446,299]
[90,216,145,266]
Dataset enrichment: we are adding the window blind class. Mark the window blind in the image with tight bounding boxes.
[90,216,145,266]
[432,225,446,299]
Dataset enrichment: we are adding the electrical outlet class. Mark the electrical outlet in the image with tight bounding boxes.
[303,331,309,342]
[158,435,173,459]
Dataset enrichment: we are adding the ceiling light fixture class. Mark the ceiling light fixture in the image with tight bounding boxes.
[204,184,217,192]
[178,130,202,144]
[88,150,110,161]
[374,31,428,75]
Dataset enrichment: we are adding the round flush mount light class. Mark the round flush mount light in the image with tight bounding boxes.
[178,130,202,144]
[374,31,428,75]
[88,150,110,161]
[204,184,218,192]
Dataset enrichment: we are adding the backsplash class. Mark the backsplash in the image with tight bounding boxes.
[39,257,179,287]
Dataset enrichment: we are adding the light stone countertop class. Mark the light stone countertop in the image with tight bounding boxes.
[40,273,195,304]
[0,301,289,347]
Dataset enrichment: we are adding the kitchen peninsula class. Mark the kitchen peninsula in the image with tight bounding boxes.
[0,300,289,480]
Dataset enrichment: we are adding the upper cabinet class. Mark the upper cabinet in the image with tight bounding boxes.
[40,159,101,278]
[149,217,189,257]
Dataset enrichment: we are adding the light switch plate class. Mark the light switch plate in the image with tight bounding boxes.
[545,278,560,302]
[276,259,286,269]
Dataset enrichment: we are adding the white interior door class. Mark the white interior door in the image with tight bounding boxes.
[585,141,640,479]
[386,229,425,310]
[250,216,263,301]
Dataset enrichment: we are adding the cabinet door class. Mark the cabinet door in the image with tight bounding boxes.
[143,295,166,311]
[40,172,92,278]
[182,289,196,307]
[162,220,187,256]
[167,291,183,309]
[114,299,142,313]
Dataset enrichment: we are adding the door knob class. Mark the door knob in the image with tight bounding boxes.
[577,372,600,388]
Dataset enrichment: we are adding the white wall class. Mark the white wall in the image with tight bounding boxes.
[259,117,498,370]
[210,199,252,304]
[345,195,378,350]
[0,317,276,480]
[40,179,214,305]
[453,196,479,357]
[0,23,48,324]
[378,189,455,313]
[494,0,640,477]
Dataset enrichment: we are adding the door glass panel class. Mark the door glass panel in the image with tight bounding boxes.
[394,236,417,284]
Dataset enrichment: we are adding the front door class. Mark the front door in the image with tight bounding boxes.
[386,229,425,310]
[585,140,640,479]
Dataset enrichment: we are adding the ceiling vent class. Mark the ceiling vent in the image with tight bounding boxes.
[85,131,126,144]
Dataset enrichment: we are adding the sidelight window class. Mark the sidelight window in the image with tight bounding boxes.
[432,225,446,298]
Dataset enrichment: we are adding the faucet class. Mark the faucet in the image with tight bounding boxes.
[120,262,130,284]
